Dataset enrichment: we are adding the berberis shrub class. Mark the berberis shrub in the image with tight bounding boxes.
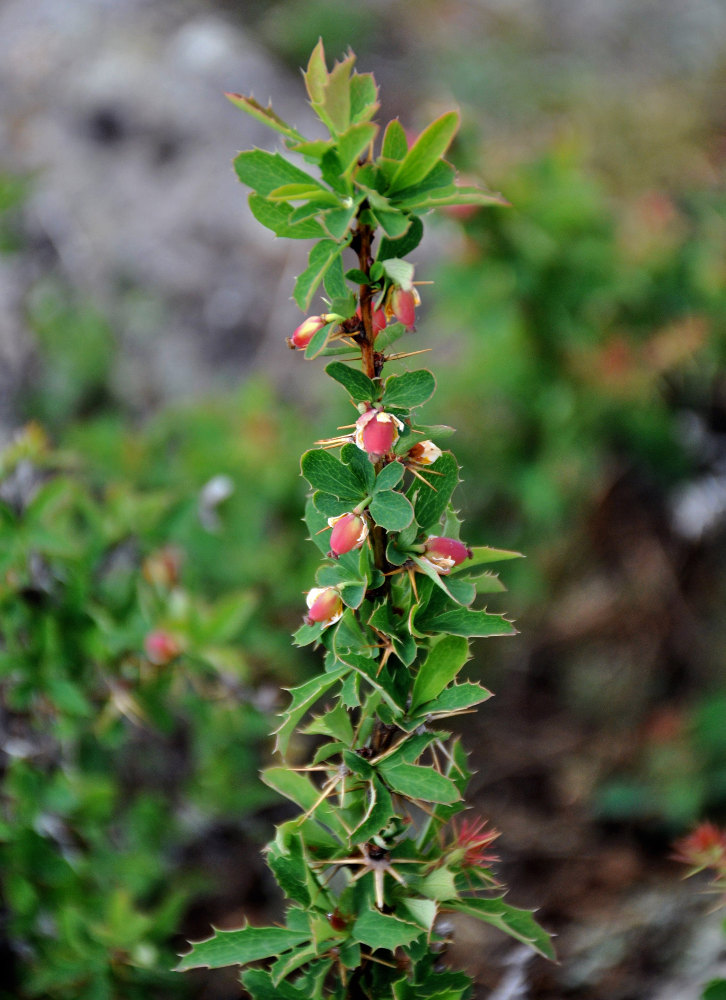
[179,42,554,999]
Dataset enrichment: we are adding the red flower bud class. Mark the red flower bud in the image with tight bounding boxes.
[328,512,369,557]
[290,315,328,350]
[355,304,387,339]
[387,286,420,331]
[144,630,181,665]
[424,535,473,574]
[305,587,343,627]
[355,409,404,460]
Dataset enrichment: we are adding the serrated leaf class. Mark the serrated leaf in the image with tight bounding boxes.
[225,93,306,142]
[325,362,377,404]
[350,72,379,125]
[411,635,468,710]
[293,620,326,647]
[415,682,492,719]
[334,649,405,713]
[306,704,350,748]
[447,897,555,960]
[248,194,325,239]
[295,240,346,312]
[301,450,366,501]
[382,370,436,409]
[267,838,312,908]
[177,925,310,971]
[262,768,348,839]
[241,968,309,1000]
[388,112,459,193]
[304,40,328,105]
[412,453,460,531]
[235,150,320,198]
[274,666,347,756]
[353,776,396,843]
[399,897,437,933]
[378,761,461,804]
[398,184,509,212]
[353,909,423,951]
[415,604,516,639]
[271,943,318,986]
[369,490,414,531]
[339,580,366,609]
[412,867,458,902]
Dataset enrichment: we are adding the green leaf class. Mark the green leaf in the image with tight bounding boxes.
[382,370,436,409]
[353,776,396,843]
[412,453,460,531]
[412,867,458,902]
[267,836,312,908]
[241,968,309,1000]
[334,649,406,713]
[271,943,318,986]
[322,204,358,241]
[370,207,411,239]
[267,183,339,205]
[411,635,469,710]
[337,123,378,174]
[225,93,306,142]
[177,924,310,970]
[325,362,377,404]
[374,461,404,493]
[369,490,414,531]
[398,897,437,933]
[312,491,350,518]
[388,112,460,193]
[367,602,418,667]
[378,761,461,804]
[414,682,493,719]
[373,322,407,352]
[447,897,555,960]
[235,150,321,198]
[304,40,328,105]
[382,119,409,161]
[295,241,346,312]
[353,909,423,951]
[377,216,424,262]
[274,666,347,756]
[350,73,379,125]
[301,450,367,501]
[415,604,516,639]
[262,768,348,840]
[303,702,354,746]
[304,320,337,360]
[321,53,353,133]
[450,545,523,572]
[398,184,508,212]
[340,442,376,494]
[379,257,415,291]
[703,981,726,1000]
[248,195,325,239]
[339,579,366,609]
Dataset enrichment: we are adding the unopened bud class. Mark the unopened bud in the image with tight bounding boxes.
[356,304,387,339]
[305,587,344,627]
[290,315,329,350]
[328,512,369,557]
[407,440,442,466]
[424,535,473,574]
[355,409,404,460]
[144,630,181,665]
[386,286,420,331]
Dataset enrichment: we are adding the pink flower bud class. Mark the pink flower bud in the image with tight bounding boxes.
[424,535,473,574]
[407,440,442,466]
[328,512,369,557]
[387,286,420,331]
[356,304,387,339]
[305,587,344,627]
[144,630,181,665]
[354,409,404,460]
[290,315,328,350]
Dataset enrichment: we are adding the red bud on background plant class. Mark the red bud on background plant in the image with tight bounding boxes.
[144,630,181,665]
[355,408,404,460]
[304,586,344,626]
[424,535,473,573]
[328,512,369,557]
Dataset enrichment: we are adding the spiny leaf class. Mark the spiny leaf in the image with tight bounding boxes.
[446,897,555,960]
[411,635,469,710]
[388,111,460,194]
[177,925,310,971]
[225,93,305,142]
